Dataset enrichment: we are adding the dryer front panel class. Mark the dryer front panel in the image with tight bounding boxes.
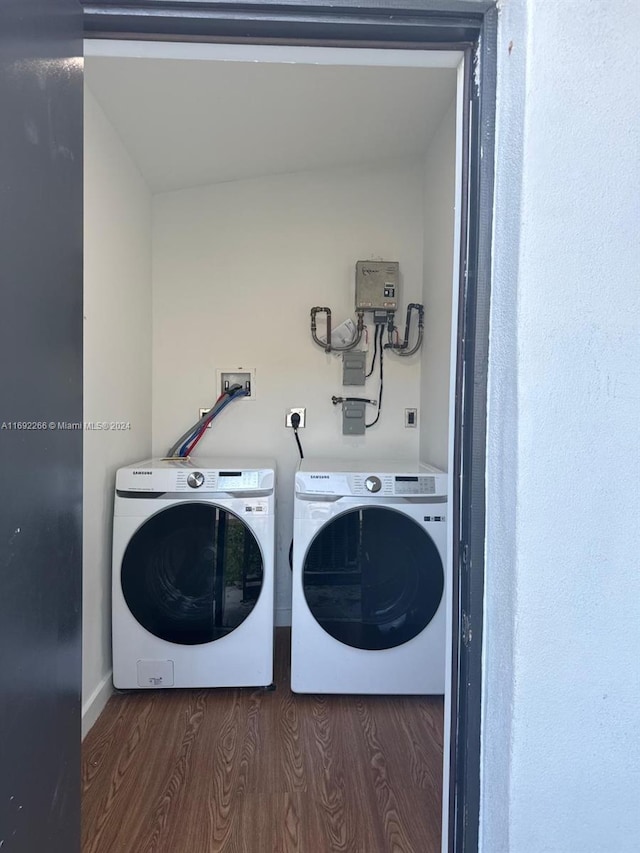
[302,506,444,651]
[121,502,263,645]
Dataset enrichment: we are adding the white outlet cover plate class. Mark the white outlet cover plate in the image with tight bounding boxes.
[404,407,418,427]
[286,407,306,428]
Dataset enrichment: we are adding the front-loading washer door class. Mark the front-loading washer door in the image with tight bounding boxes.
[121,503,263,645]
[302,506,444,651]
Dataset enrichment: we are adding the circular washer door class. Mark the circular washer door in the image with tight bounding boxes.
[121,503,263,645]
[302,506,443,651]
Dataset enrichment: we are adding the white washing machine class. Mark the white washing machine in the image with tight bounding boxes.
[291,458,447,695]
[112,457,276,689]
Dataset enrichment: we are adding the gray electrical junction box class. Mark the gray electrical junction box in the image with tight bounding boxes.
[342,350,366,385]
[355,260,399,312]
[342,399,366,435]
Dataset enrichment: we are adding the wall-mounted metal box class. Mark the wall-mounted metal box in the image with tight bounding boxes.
[342,350,366,385]
[355,260,399,312]
[342,399,366,435]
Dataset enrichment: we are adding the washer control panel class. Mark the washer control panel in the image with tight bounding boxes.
[117,463,274,494]
[364,476,382,493]
[176,469,259,492]
[187,471,205,489]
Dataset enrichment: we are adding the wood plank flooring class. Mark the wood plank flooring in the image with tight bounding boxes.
[82,630,443,853]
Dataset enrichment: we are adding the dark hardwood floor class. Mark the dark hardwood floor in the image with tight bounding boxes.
[82,630,443,853]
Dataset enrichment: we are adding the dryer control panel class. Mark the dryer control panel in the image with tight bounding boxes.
[296,470,446,498]
[351,473,436,496]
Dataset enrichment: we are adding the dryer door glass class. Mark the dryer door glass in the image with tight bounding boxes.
[121,503,263,645]
[302,506,443,650]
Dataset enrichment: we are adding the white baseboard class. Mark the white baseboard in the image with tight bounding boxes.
[275,607,291,627]
[82,670,113,740]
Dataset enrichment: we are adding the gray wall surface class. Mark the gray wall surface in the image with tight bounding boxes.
[0,1,83,850]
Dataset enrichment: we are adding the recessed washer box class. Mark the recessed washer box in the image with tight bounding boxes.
[216,367,256,400]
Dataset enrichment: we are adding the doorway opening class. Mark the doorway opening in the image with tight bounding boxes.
[80,18,492,851]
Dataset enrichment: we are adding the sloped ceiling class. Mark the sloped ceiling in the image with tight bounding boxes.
[86,57,456,193]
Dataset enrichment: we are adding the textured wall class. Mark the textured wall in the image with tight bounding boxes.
[482,1,640,850]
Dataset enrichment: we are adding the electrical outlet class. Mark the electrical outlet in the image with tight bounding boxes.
[405,408,418,428]
[199,408,212,428]
[285,408,306,428]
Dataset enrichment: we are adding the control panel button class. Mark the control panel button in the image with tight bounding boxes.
[187,471,205,489]
[365,475,382,493]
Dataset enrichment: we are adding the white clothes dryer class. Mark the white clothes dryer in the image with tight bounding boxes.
[112,457,275,689]
[291,458,447,695]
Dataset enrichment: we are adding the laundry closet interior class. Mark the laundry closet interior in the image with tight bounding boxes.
[82,39,462,853]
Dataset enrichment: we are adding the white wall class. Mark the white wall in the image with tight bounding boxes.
[420,100,456,469]
[83,88,152,735]
[482,1,640,850]
[152,158,425,624]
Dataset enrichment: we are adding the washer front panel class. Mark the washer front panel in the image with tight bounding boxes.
[121,502,263,645]
[302,506,444,651]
